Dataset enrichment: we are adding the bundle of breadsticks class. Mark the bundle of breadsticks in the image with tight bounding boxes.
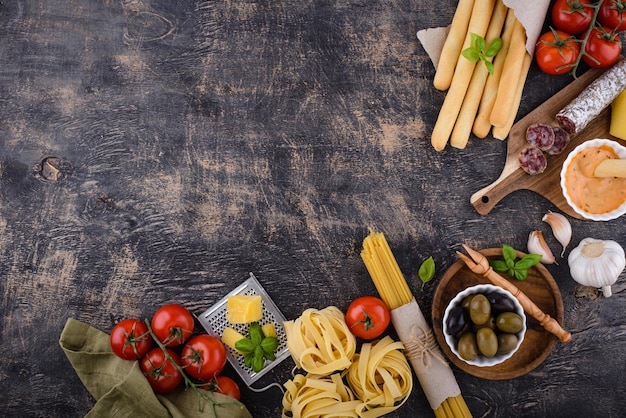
[431,0,531,151]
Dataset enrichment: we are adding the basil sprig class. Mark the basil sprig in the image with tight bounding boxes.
[462,33,503,75]
[489,244,542,281]
[235,322,278,372]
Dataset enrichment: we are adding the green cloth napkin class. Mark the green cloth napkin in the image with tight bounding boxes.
[59,318,253,418]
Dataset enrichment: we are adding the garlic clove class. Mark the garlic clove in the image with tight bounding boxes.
[527,230,556,265]
[542,211,572,257]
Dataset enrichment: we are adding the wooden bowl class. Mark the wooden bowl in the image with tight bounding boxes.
[432,248,565,380]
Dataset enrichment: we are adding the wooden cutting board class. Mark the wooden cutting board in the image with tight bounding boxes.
[471,68,625,219]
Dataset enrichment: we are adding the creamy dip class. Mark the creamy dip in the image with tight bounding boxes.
[564,146,626,214]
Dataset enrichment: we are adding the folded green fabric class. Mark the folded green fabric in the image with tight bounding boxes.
[59,318,252,418]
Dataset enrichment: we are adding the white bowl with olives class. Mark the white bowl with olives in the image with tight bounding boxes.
[443,284,526,367]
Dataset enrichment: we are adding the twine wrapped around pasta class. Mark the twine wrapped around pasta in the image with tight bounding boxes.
[402,324,447,369]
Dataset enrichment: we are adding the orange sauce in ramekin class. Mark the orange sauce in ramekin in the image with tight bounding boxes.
[564,146,626,214]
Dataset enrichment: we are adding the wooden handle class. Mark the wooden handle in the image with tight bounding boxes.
[594,159,626,178]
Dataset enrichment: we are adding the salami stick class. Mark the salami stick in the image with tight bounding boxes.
[489,19,525,128]
[433,0,476,91]
[557,57,626,135]
[472,8,517,139]
[431,0,497,151]
[450,0,507,149]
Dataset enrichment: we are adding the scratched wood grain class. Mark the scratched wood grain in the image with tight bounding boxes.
[0,1,625,417]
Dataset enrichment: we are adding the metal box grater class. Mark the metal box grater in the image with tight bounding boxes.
[196,273,291,386]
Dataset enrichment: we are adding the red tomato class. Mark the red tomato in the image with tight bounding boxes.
[535,29,580,75]
[140,348,183,393]
[109,318,152,360]
[598,0,626,32]
[583,26,622,68]
[180,334,227,380]
[551,0,594,34]
[151,304,194,347]
[214,376,241,400]
[345,296,390,340]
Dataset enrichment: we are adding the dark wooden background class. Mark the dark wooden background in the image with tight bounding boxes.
[1,1,624,417]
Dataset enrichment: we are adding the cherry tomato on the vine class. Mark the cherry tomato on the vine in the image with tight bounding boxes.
[345,296,390,340]
[583,26,622,68]
[180,334,227,380]
[535,29,581,75]
[214,376,241,400]
[109,318,152,360]
[598,0,626,32]
[551,0,594,35]
[140,347,183,394]
[151,304,195,347]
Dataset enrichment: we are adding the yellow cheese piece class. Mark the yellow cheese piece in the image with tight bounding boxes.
[222,327,246,355]
[226,295,263,324]
[261,323,277,338]
[610,89,626,140]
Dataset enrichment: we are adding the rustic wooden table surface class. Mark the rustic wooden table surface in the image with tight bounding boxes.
[1,1,625,417]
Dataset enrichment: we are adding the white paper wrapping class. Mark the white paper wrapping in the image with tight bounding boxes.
[390,298,461,411]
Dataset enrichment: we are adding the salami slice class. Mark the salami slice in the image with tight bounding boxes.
[546,127,570,155]
[526,123,555,151]
[556,57,626,135]
[519,146,547,175]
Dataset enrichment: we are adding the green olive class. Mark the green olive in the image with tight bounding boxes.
[457,332,478,361]
[461,294,475,310]
[472,315,496,332]
[497,333,519,354]
[496,312,524,333]
[476,327,498,357]
[469,294,491,325]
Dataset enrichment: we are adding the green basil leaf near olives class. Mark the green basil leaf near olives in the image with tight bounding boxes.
[448,291,523,360]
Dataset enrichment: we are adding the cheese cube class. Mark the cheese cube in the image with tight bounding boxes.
[222,327,246,355]
[610,89,626,140]
[226,295,263,324]
[261,323,277,338]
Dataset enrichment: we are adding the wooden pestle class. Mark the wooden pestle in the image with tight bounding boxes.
[457,245,572,344]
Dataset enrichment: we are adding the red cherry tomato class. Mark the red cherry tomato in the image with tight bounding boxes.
[180,334,227,380]
[598,0,626,32]
[535,29,580,75]
[151,304,194,347]
[214,376,241,400]
[551,0,594,35]
[109,318,152,360]
[583,26,622,68]
[345,296,390,340]
[139,348,183,393]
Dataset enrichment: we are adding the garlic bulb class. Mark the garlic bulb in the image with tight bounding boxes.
[568,238,625,297]
[542,211,572,257]
[527,230,556,264]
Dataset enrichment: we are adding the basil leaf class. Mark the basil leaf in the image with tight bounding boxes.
[249,322,263,345]
[502,244,517,263]
[484,60,494,75]
[514,269,528,281]
[515,254,543,270]
[489,259,508,272]
[260,336,278,354]
[418,256,436,288]
[470,33,482,50]
[235,337,255,354]
[264,350,276,361]
[252,353,265,372]
[486,38,503,57]
[462,48,480,62]
[244,354,254,368]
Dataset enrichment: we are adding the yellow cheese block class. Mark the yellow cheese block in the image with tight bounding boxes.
[222,327,246,355]
[610,89,626,140]
[226,295,263,324]
[261,323,277,338]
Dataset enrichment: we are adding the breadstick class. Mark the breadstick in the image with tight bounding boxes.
[489,19,526,128]
[594,159,626,178]
[434,0,476,91]
[431,0,497,151]
[450,0,507,149]
[492,52,531,140]
[472,8,517,138]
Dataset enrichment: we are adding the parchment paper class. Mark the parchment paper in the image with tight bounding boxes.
[390,298,460,411]
[418,0,551,69]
